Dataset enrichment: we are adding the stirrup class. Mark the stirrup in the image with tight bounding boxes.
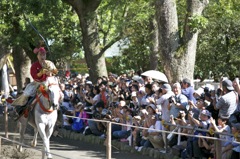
[53,105,58,110]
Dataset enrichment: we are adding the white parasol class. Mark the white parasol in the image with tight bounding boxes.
[141,70,168,83]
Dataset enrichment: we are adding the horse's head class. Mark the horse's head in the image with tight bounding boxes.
[41,76,62,110]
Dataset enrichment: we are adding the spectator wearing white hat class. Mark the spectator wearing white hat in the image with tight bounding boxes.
[146,104,164,150]
[156,84,174,122]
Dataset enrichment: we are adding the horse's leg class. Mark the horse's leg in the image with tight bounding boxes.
[31,128,38,147]
[47,126,55,158]
[43,111,57,159]
[44,122,56,159]
[18,117,28,152]
[37,123,53,159]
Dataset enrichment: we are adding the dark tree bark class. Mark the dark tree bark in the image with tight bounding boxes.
[12,20,31,92]
[63,0,108,83]
[155,0,209,83]
[149,17,159,70]
[12,47,31,92]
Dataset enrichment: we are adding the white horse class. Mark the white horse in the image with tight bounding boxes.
[18,76,63,159]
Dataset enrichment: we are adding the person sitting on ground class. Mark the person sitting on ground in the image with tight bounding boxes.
[112,101,132,141]
[71,102,88,133]
[88,101,106,136]
[146,104,164,150]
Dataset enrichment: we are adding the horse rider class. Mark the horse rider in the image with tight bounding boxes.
[12,47,58,115]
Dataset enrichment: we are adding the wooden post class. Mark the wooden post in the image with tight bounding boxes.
[4,103,8,138]
[0,137,1,155]
[214,134,221,159]
[177,127,181,145]
[106,122,112,159]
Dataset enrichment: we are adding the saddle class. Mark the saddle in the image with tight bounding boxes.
[14,96,36,121]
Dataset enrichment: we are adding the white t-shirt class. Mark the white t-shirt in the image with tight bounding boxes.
[147,120,163,133]
[156,92,174,122]
[92,94,100,104]
[218,125,231,146]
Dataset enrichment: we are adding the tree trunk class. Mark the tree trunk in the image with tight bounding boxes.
[12,47,31,92]
[149,17,159,70]
[12,19,32,92]
[156,0,208,83]
[64,0,108,83]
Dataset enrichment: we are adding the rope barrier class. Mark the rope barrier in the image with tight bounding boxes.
[1,113,239,159]
[63,114,240,144]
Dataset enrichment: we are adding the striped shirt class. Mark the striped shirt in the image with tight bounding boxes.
[216,91,237,116]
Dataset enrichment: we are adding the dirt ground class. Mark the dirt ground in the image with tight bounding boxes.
[0,113,42,159]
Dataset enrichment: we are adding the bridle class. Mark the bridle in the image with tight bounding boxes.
[36,83,61,113]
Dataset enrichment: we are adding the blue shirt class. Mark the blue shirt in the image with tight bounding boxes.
[170,94,188,118]
[182,86,196,104]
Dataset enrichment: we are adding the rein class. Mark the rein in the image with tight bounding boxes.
[36,94,54,113]
[37,84,54,113]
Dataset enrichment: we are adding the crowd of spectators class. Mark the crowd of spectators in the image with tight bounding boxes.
[4,70,240,159]
[56,71,240,159]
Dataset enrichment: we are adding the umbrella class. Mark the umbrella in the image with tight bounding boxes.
[141,70,168,83]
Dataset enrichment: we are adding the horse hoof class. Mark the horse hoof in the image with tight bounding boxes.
[16,145,23,152]
[31,141,37,147]
[47,154,53,159]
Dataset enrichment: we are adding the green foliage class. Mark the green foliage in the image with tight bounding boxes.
[0,0,82,69]
[195,0,240,81]
[100,0,155,74]
[188,15,208,32]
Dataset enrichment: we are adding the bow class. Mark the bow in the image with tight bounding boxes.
[23,13,51,53]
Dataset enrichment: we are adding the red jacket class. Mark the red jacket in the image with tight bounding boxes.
[30,61,48,82]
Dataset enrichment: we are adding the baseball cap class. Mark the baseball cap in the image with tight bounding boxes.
[161,84,172,91]
[201,109,211,117]
[146,104,156,111]
[182,78,191,85]
[222,79,234,91]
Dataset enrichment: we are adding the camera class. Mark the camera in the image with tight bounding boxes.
[129,101,135,108]
[92,111,102,119]
[156,113,162,121]
[109,102,119,108]
[168,96,175,103]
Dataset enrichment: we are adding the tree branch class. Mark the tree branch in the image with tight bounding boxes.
[99,35,122,57]
[182,0,209,43]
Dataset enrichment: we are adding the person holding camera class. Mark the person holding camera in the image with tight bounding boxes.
[156,83,174,151]
[140,83,155,108]
[213,79,238,125]
[88,101,106,136]
[186,109,212,158]
[168,82,188,118]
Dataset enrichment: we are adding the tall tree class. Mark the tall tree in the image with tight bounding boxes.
[63,0,108,83]
[149,17,159,70]
[155,0,209,83]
